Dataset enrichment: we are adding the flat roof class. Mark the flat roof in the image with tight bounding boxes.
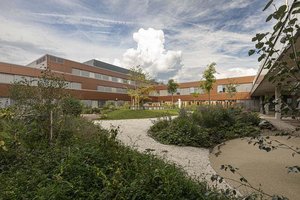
[84,59,130,74]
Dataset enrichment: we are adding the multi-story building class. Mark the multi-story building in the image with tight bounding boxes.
[0,54,135,108]
[0,54,258,109]
[151,76,257,109]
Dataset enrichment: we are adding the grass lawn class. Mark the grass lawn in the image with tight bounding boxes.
[103,109,178,120]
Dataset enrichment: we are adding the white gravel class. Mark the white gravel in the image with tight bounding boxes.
[94,118,230,190]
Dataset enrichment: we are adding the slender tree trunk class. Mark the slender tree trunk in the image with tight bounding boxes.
[171,94,174,106]
[208,91,211,105]
[50,110,53,143]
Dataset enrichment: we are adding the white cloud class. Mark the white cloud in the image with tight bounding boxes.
[117,28,183,80]
[0,0,275,82]
[0,16,125,65]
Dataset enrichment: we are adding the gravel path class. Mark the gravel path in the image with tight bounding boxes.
[94,118,229,189]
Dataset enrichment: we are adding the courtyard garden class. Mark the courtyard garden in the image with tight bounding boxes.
[148,105,261,148]
[0,70,231,200]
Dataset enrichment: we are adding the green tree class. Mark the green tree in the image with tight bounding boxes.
[191,92,199,104]
[127,66,154,109]
[10,69,69,145]
[249,0,300,117]
[61,96,83,117]
[167,79,179,106]
[225,80,238,106]
[200,63,217,105]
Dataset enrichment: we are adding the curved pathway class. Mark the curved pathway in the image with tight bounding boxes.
[210,137,300,200]
[94,118,229,190]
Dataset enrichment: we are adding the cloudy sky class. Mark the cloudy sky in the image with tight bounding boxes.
[0,0,275,82]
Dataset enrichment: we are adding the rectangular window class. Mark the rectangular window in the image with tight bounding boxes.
[111,88,117,93]
[95,73,102,80]
[97,86,105,92]
[72,69,81,76]
[236,83,252,92]
[0,73,14,84]
[116,88,126,94]
[217,85,226,93]
[81,70,90,77]
[111,77,118,82]
[102,75,109,81]
[117,78,123,83]
[104,87,112,92]
[190,87,195,94]
[89,72,95,78]
[14,75,25,82]
[70,82,82,90]
[159,90,168,96]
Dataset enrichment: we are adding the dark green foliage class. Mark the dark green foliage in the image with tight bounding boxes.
[0,70,231,199]
[0,117,228,200]
[149,117,212,147]
[61,97,83,117]
[149,106,261,148]
[82,106,102,114]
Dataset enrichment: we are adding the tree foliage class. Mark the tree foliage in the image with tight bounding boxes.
[200,63,217,105]
[61,96,83,117]
[167,79,179,105]
[225,80,238,99]
[127,66,154,109]
[249,0,300,117]
[9,69,72,145]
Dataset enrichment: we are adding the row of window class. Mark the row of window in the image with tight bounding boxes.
[151,84,252,96]
[97,86,127,94]
[0,73,82,90]
[217,83,252,93]
[72,68,135,85]
[0,73,130,94]
[151,87,204,96]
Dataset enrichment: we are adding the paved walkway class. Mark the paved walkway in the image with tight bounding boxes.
[210,136,300,200]
[94,118,229,190]
[260,114,300,135]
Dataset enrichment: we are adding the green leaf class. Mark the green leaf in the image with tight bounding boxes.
[266,14,273,22]
[273,21,283,32]
[263,0,274,11]
[258,54,266,62]
[283,27,294,33]
[277,5,287,16]
[256,33,268,41]
[292,9,300,14]
[255,42,264,49]
[248,49,256,56]
[293,2,300,8]
[288,18,298,26]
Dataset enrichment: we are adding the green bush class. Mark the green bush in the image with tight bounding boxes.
[192,106,235,128]
[149,105,261,148]
[0,117,229,200]
[61,97,83,117]
[150,117,212,147]
[82,107,101,114]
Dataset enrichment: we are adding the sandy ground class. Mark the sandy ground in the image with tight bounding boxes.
[94,118,230,190]
[210,136,300,200]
